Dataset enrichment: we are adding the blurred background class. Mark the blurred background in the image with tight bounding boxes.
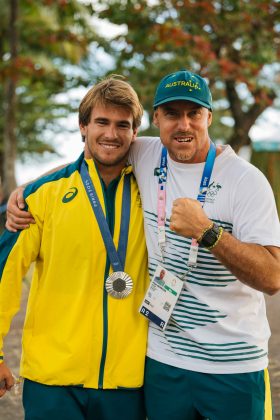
[0,0,280,219]
[0,0,280,417]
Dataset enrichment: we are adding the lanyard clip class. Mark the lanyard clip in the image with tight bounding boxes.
[158,226,166,262]
[188,239,199,267]
[158,226,166,246]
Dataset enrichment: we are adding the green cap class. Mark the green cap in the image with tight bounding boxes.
[154,70,212,110]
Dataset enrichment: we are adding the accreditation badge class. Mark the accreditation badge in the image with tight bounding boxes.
[105,271,133,299]
[139,265,184,330]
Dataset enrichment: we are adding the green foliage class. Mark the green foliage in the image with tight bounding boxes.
[0,0,101,169]
[98,0,280,147]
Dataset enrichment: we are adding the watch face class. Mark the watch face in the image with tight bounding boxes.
[200,224,219,247]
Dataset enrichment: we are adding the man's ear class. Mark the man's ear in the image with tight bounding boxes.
[79,123,86,136]
[153,110,159,127]
[79,124,87,142]
[207,111,212,127]
[131,128,138,143]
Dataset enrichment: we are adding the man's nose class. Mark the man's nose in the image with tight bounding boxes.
[177,115,191,131]
[104,125,117,139]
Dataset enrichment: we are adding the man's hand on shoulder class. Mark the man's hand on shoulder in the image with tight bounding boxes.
[5,163,70,232]
[0,362,14,397]
[5,187,35,232]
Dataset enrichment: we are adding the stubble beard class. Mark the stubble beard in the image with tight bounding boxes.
[92,149,129,168]
[170,148,195,163]
[175,151,192,162]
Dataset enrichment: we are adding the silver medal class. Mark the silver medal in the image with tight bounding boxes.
[105,271,133,299]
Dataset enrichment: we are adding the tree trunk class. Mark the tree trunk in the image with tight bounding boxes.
[228,127,251,153]
[2,0,18,200]
[225,80,276,154]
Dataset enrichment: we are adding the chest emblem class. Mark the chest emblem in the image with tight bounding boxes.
[62,187,78,203]
[205,181,222,203]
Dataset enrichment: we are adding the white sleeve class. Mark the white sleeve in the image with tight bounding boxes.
[129,136,161,178]
[232,165,280,246]
[129,137,153,166]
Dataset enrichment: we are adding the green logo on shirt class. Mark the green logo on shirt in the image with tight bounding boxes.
[62,187,78,203]
[205,181,222,204]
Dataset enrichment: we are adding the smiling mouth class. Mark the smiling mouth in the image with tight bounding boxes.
[174,136,193,143]
[99,143,120,149]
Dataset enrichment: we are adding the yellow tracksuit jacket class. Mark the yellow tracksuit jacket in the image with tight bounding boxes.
[0,153,149,389]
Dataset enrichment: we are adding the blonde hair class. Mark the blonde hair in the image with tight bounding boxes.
[79,75,143,129]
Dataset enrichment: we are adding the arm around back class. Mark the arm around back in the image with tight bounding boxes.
[5,163,70,232]
[6,186,35,232]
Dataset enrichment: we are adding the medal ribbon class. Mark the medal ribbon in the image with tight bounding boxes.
[81,161,131,272]
[157,141,216,267]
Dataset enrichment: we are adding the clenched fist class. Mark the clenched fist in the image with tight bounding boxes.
[169,198,211,239]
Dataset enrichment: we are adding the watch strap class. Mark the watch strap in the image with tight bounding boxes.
[197,222,223,249]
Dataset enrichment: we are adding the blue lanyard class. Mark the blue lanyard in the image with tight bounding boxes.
[157,141,216,265]
[159,147,168,185]
[80,161,131,271]
[197,141,216,203]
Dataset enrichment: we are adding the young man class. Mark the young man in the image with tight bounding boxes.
[6,70,280,419]
[0,76,149,420]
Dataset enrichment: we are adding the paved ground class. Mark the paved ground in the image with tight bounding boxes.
[0,283,279,419]
[0,281,28,420]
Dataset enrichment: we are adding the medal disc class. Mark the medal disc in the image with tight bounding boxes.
[105,272,133,299]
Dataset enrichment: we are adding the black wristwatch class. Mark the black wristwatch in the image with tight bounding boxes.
[197,223,221,249]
